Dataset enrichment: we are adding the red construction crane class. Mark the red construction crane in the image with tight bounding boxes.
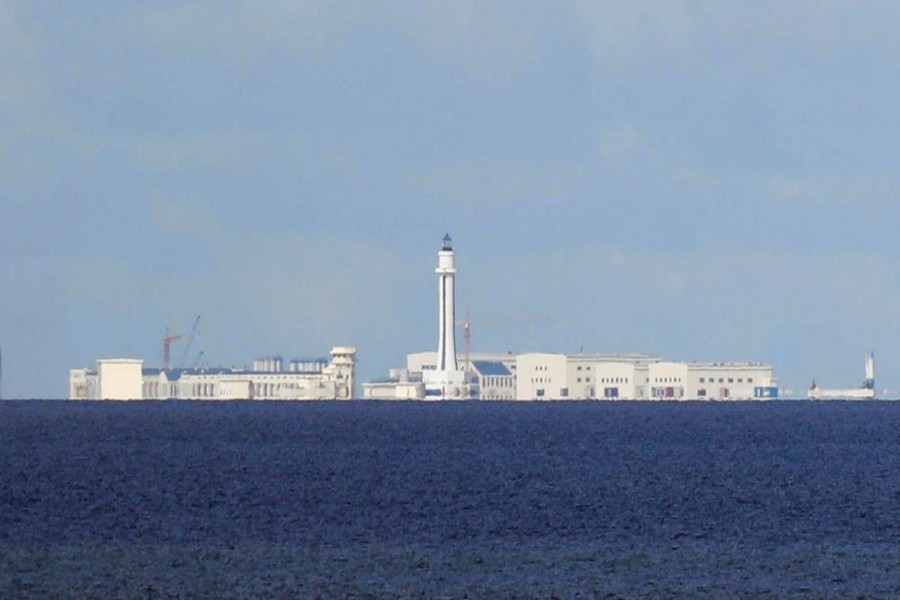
[162,327,182,371]
[456,310,551,373]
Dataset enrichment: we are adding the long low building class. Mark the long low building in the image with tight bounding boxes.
[364,351,778,401]
[516,354,777,400]
[70,347,356,400]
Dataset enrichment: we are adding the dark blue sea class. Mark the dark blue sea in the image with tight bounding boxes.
[3,401,900,598]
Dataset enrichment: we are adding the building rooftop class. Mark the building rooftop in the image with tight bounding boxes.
[142,367,234,381]
[472,360,512,377]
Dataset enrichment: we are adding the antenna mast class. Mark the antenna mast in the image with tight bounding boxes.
[464,310,471,373]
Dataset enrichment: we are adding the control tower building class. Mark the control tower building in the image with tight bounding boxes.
[423,234,471,399]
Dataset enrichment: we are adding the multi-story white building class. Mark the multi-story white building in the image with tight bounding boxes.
[516,353,659,400]
[649,361,776,400]
[367,350,778,401]
[514,353,777,401]
[70,359,144,401]
[70,347,357,400]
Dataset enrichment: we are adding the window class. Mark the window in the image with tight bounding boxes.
[577,377,582,383]
[728,378,734,384]
[748,378,754,383]
[577,366,582,371]
[700,377,705,383]
[561,388,569,397]
[586,377,591,382]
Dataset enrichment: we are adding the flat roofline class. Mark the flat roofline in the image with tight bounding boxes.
[682,362,772,368]
[97,358,143,363]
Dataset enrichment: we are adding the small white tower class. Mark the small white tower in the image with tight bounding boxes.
[864,351,875,390]
[436,234,458,372]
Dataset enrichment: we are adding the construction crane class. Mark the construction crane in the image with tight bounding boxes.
[191,350,205,369]
[179,315,201,369]
[457,310,551,373]
[162,327,182,371]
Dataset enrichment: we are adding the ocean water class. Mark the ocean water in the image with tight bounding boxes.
[3,400,900,598]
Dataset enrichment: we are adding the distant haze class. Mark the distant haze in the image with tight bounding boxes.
[3,1,900,397]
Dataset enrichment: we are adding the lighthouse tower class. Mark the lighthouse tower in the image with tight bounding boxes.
[436,234,458,372]
[423,234,469,399]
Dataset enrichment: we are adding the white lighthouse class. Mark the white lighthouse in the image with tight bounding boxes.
[436,234,458,372]
[423,234,469,399]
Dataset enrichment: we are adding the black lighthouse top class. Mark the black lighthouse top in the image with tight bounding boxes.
[442,234,453,251]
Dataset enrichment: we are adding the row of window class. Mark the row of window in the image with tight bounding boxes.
[699,377,753,384]
[536,387,618,399]
[481,377,512,388]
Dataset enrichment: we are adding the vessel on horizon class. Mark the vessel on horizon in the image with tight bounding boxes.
[808,352,876,400]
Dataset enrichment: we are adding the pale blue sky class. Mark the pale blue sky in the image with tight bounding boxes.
[3,1,900,397]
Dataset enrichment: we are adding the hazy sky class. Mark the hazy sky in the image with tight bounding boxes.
[4,1,900,398]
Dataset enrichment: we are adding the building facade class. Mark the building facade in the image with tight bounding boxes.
[70,347,356,400]
[366,350,778,401]
[515,353,777,401]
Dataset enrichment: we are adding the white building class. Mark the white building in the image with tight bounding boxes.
[361,235,784,402]
[364,351,516,400]
[515,353,777,401]
[649,361,776,400]
[516,353,659,400]
[69,358,144,400]
[361,368,425,400]
[368,349,778,401]
[471,359,516,400]
[70,347,357,400]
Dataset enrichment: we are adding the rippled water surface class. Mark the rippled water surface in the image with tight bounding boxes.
[3,400,900,598]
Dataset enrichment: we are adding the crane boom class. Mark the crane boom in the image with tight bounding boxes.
[180,315,201,368]
[162,327,182,371]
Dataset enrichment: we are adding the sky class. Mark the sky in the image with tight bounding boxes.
[3,1,900,398]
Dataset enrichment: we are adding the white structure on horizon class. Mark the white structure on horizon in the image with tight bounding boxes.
[69,358,144,400]
[515,353,777,400]
[421,234,472,399]
[809,351,876,400]
[359,234,782,401]
[70,347,357,400]
[366,349,778,401]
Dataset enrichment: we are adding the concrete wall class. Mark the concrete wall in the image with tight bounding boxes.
[594,361,640,400]
[648,362,689,400]
[684,364,775,399]
[97,359,143,400]
[516,353,568,400]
